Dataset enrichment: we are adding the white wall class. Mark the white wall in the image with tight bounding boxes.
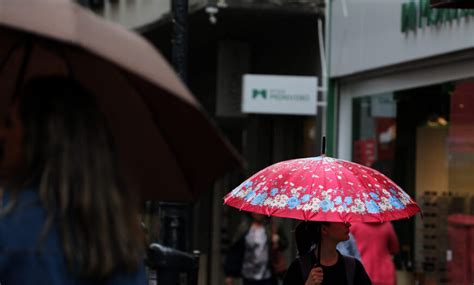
[97,0,212,30]
[330,0,474,77]
[99,0,170,29]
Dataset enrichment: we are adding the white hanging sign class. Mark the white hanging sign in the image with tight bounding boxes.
[242,74,318,116]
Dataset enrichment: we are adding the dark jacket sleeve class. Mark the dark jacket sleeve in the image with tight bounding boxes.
[354,259,372,285]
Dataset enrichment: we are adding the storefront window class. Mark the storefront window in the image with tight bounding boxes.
[352,81,474,285]
[352,93,397,177]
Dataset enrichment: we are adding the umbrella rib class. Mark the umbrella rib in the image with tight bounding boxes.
[13,37,33,99]
[346,164,374,221]
[337,161,368,222]
[50,43,76,80]
[356,164,419,222]
[124,72,196,196]
[347,164,386,222]
[0,37,26,75]
[334,160,350,222]
[261,163,284,216]
[294,159,314,220]
[308,158,325,221]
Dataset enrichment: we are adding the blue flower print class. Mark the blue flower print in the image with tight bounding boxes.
[301,194,311,203]
[287,197,301,209]
[245,181,254,189]
[320,199,334,212]
[251,193,267,206]
[369,192,380,201]
[400,191,411,200]
[389,188,397,195]
[271,188,279,197]
[344,196,353,205]
[389,196,405,209]
[334,196,343,205]
[230,188,240,196]
[366,200,381,214]
[245,190,256,201]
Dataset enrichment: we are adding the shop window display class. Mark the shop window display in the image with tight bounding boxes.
[352,81,474,285]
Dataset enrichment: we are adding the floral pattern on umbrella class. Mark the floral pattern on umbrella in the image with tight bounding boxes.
[224,156,421,222]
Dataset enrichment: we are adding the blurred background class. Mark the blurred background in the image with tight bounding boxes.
[76,1,474,284]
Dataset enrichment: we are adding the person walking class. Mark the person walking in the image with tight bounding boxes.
[0,76,146,284]
[351,222,399,285]
[336,233,361,260]
[224,213,288,285]
[283,221,371,285]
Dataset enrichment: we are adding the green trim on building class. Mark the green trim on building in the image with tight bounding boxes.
[325,0,336,157]
[326,80,336,157]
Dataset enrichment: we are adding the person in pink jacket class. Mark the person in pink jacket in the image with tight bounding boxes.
[350,222,399,285]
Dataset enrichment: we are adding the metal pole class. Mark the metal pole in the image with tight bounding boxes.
[315,17,327,157]
[172,0,188,83]
[324,0,334,156]
[159,0,190,253]
[321,136,326,156]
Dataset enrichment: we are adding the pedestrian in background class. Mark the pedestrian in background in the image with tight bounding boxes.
[0,77,146,284]
[224,213,288,285]
[351,222,399,285]
[336,233,361,260]
[283,221,371,285]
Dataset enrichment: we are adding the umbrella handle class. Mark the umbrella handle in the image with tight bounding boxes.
[315,241,321,267]
[315,224,322,266]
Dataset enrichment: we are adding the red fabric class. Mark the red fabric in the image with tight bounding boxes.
[224,156,421,223]
[375,118,396,161]
[351,222,399,285]
[447,214,474,285]
[449,82,474,153]
[353,139,376,167]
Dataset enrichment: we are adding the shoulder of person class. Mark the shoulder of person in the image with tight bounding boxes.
[0,189,63,259]
[354,257,365,268]
[1,189,45,226]
[282,258,305,285]
[353,257,372,284]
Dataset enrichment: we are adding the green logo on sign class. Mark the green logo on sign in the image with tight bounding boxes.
[252,89,267,99]
[401,0,474,33]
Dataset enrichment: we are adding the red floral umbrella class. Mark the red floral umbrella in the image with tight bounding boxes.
[224,155,421,223]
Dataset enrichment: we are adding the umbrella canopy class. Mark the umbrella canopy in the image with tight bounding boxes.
[224,156,420,222]
[0,0,242,202]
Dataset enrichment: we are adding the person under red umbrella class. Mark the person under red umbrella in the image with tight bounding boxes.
[283,221,371,285]
[351,222,400,285]
[225,139,420,285]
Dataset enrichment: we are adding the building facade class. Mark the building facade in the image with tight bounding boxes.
[329,0,474,284]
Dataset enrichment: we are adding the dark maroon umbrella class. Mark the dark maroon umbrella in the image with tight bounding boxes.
[0,0,242,202]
